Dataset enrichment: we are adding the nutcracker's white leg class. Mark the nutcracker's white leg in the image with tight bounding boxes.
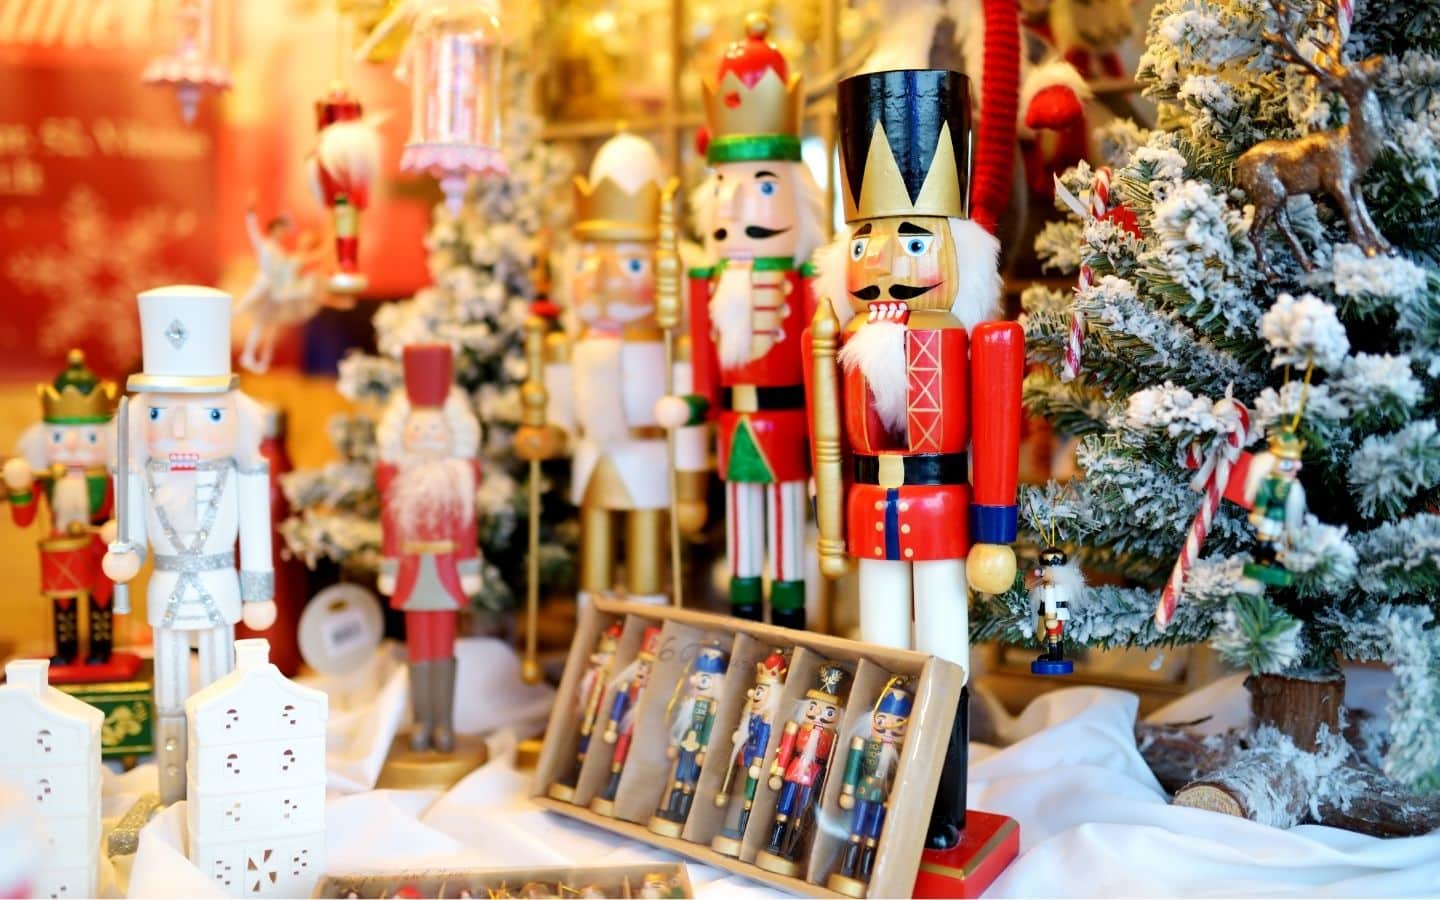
[858,559,912,650]
[767,481,807,627]
[154,628,192,806]
[198,624,235,688]
[727,482,765,618]
[914,558,970,673]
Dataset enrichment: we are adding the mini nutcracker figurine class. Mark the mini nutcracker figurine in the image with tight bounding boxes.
[638,874,685,899]
[655,14,829,628]
[516,133,706,605]
[828,679,913,897]
[711,647,789,857]
[649,642,731,837]
[1241,426,1308,589]
[1029,545,1083,675]
[592,624,662,816]
[547,621,623,802]
[376,343,482,753]
[103,285,277,806]
[3,351,120,669]
[307,84,382,296]
[808,68,1024,851]
[755,660,851,877]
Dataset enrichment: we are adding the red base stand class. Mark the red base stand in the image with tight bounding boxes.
[43,651,143,685]
[912,810,1020,899]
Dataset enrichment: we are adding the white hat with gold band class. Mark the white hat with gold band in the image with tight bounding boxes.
[127,285,238,394]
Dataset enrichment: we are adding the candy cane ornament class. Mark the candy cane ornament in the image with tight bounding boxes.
[1054,167,1114,382]
[1155,398,1251,629]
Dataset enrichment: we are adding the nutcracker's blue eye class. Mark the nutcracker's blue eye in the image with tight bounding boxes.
[148,408,160,422]
[850,239,869,260]
[759,180,777,196]
[87,433,98,444]
[208,409,223,423]
[52,431,63,443]
[626,258,645,275]
[902,236,934,257]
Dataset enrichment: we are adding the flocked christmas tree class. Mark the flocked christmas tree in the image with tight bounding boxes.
[971,0,1440,828]
[280,62,577,615]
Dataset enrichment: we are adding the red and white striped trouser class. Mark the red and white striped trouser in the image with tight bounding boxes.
[725,481,806,582]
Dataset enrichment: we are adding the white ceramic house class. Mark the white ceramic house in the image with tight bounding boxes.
[0,659,103,899]
[186,639,328,898]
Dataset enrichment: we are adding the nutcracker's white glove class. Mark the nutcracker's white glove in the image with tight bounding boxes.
[461,573,482,596]
[378,573,396,596]
[98,519,118,546]
[3,457,33,492]
[242,600,277,631]
[102,547,143,584]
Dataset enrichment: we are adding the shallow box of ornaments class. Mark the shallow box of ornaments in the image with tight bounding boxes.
[532,598,965,899]
[314,862,693,897]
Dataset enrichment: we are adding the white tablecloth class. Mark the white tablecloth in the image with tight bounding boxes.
[104,648,1440,898]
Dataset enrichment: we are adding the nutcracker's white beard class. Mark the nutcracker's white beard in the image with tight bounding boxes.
[573,336,625,442]
[51,474,90,533]
[389,457,475,536]
[872,736,900,780]
[838,320,909,437]
[1034,562,1085,616]
[710,264,754,370]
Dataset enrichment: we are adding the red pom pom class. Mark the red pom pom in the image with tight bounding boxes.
[1026,85,1084,131]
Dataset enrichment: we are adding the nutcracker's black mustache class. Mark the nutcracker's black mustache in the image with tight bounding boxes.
[850,285,881,301]
[713,226,792,240]
[848,283,940,301]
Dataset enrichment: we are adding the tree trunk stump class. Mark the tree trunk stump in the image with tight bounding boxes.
[1246,672,1344,751]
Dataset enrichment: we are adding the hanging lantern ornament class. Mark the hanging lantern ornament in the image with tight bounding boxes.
[306,84,382,295]
[359,0,507,215]
[142,0,232,124]
[336,0,412,63]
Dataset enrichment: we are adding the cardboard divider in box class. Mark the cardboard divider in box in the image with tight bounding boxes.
[312,861,693,898]
[533,599,966,899]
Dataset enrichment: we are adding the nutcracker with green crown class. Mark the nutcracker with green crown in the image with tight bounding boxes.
[655,14,829,628]
[3,351,127,676]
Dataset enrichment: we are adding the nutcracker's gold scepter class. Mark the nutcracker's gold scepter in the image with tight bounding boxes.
[811,302,847,579]
[655,177,685,608]
[520,315,548,684]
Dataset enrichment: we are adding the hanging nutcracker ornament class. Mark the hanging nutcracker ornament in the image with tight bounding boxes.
[547,621,623,802]
[1240,425,1308,589]
[711,647,789,857]
[142,0,232,124]
[592,625,662,817]
[3,351,122,674]
[307,84,382,296]
[649,643,730,837]
[1028,545,1083,675]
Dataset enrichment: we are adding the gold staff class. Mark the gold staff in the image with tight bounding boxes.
[520,314,548,684]
[654,177,685,607]
[810,302,847,579]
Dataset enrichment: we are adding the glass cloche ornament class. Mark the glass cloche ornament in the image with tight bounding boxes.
[142,0,232,124]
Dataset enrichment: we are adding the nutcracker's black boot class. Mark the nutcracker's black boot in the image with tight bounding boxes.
[925,685,970,850]
[769,581,805,630]
[737,805,752,837]
[765,815,788,854]
[677,788,695,821]
[860,843,877,881]
[602,769,621,800]
[1045,640,1064,663]
[730,577,763,622]
[86,601,113,665]
[839,839,861,878]
[50,600,78,666]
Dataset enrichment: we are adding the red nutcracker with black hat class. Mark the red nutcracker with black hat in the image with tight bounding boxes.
[807,66,1023,896]
[376,343,483,754]
[655,14,829,628]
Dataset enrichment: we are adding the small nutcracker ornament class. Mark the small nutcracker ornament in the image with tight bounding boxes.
[141,0,231,124]
[649,642,731,837]
[655,14,829,628]
[808,67,1024,852]
[376,343,482,754]
[755,660,851,878]
[711,647,789,857]
[102,285,277,806]
[517,133,706,606]
[3,351,121,671]
[1241,426,1308,589]
[827,678,914,898]
[592,624,662,816]
[1029,545,1082,675]
[637,873,684,900]
[547,621,624,802]
[307,84,382,296]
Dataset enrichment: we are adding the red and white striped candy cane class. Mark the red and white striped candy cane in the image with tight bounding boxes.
[1057,168,1113,383]
[1154,398,1251,629]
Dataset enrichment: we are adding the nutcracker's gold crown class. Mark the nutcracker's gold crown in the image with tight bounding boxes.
[701,69,803,147]
[572,174,660,243]
[1269,427,1306,460]
[40,349,118,425]
[843,121,965,222]
[754,649,789,686]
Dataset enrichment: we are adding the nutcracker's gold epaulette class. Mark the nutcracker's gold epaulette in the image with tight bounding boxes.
[544,331,571,364]
[676,334,692,363]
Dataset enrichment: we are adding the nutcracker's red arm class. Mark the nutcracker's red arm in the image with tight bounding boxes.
[970,320,1024,544]
[773,720,799,773]
[457,459,480,560]
[687,269,721,416]
[376,461,399,558]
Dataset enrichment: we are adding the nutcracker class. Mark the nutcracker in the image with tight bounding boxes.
[827,678,913,897]
[102,286,277,805]
[3,351,120,670]
[547,621,624,802]
[516,133,706,607]
[654,14,829,628]
[711,647,789,857]
[755,660,851,877]
[592,624,662,816]
[307,84,382,295]
[807,68,1024,850]
[648,642,731,837]
[1241,426,1308,589]
[1028,545,1082,675]
[376,343,483,754]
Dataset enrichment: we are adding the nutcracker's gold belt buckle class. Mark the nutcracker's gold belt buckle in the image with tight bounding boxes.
[403,540,455,554]
[731,384,758,413]
[877,454,905,488]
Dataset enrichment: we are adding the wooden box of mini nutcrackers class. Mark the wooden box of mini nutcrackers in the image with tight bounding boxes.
[55,658,155,766]
[533,599,967,899]
[314,862,693,898]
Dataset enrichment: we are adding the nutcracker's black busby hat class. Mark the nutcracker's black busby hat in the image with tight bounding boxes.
[837,68,971,223]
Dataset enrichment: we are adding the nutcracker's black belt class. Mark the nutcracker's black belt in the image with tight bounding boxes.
[853,452,968,486]
[721,385,806,411]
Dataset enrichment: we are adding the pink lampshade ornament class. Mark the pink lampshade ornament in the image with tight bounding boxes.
[141,0,232,124]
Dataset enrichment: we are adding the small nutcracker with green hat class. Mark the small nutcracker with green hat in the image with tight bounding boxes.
[1242,425,1308,589]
